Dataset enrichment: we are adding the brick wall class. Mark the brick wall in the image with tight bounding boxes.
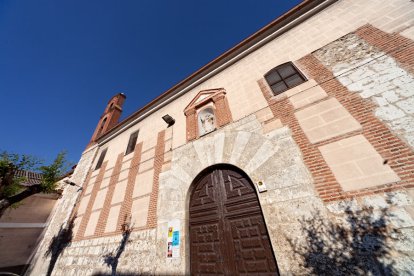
[184,89,233,142]
[71,128,168,241]
[258,24,414,202]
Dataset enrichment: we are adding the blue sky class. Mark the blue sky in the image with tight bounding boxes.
[0,0,302,165]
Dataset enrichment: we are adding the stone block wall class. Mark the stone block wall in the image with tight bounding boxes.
[316,28,414,150]
[29,108,414,274]
[28,3,414,275]
[50,229,157,276]
[28,146,98,275]
[257,24,414,202]
[71,128,169,242]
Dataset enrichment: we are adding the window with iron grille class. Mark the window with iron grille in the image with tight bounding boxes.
[264,62,306,96]
[95,148,107,170]
[125,130,139,155]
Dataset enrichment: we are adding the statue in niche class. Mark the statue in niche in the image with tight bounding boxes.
[198,108,216,136]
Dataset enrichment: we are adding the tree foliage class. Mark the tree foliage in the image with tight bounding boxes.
[0,151,69,217]
[38,152,67,193]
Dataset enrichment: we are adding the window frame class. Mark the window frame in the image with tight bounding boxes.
[95,148,107,170]
[125,130,139,156]
[264,62,307,96]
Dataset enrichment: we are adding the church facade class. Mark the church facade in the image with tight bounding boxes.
[29,0,414,274]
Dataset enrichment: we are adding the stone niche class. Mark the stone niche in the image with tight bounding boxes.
[156,114,319,275]
[198,106,216,136]
[184,88,233,141]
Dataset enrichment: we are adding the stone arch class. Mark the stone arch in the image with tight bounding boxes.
[156,119,316,274]
[185,163,258,219]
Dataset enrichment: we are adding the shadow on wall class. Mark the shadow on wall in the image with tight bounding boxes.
[288,197,399,275]
[98,217,132,276]
[44,216,75,276]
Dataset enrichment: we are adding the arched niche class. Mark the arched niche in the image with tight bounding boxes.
[184,88,233,141]
[197,107,216,136]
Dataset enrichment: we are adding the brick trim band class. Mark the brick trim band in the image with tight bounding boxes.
[146,130,166,228]
[75,161,108,240]
[297,53,414,201]
[257,26,414,202]
[95,153,124,236]
[117,143,143,231]
[185,88,233,141]
[355,24,414,75]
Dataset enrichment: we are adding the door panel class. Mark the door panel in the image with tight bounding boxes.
[190,167,278,275]
[228,215,278,275]
[190,222,225,275]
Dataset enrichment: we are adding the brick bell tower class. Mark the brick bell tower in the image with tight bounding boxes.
[87,93,126,148]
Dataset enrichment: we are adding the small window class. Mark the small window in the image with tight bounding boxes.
[265,62,306,96]
[95,148,107,170]
[125,131,139,155]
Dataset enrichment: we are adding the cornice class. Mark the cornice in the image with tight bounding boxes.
[93,0,338,148]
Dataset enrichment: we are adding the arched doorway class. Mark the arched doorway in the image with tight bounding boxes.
[189,165,279,275]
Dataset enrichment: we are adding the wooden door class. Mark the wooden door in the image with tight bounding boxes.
[189,167,279,275]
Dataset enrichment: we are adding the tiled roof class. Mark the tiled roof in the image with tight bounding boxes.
[14,170,43,186]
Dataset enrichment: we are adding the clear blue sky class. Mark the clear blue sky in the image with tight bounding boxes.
[0,0,302,165]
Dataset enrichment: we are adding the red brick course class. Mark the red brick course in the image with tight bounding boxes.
[185,89,233,142]
[117,143,143,231]
[213,93,233,128]
[75,161,107,240]
[147,130,166,228]
[95,153,124,235]
[87,94,126,149]
[356,24,414,75]
[185,109,197,142]
[258,25,414,202]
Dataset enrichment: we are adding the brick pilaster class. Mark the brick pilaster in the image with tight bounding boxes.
[147,130,166,228]
[356,24,414,75]
[185,109,197,141]
[117,143,143,230]
[258,48,414,202]
[296,53,414,201]
[70,169,93,221]
[95,153,124,235]
[213,93,233,127]
[75,161,108,239]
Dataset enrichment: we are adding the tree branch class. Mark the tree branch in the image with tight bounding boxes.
[0,185,42,217]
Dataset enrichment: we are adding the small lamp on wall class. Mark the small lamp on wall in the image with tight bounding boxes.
[64,179,83,192]
[162,114,175,127]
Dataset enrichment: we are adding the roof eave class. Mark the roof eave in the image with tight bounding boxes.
[95,0,338,146]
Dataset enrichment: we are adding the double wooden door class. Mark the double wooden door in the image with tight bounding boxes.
[189,167,278,275]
